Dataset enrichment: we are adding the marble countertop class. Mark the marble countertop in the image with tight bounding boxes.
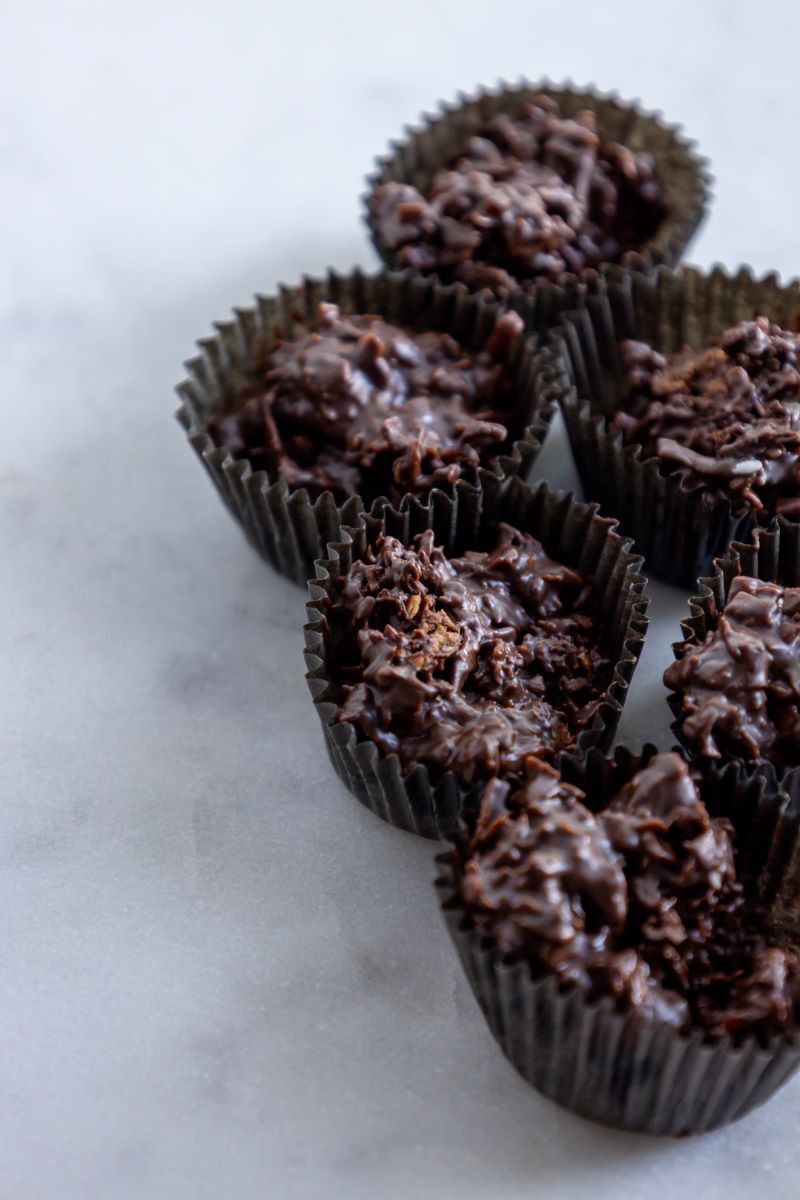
[4,1,800,1196]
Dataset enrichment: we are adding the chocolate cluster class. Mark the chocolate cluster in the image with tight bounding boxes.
[208,302,527,506]
[614,318,800,517]
[666,575,800,765]
[326,526,610,784]
[371,96,665,293]
[460,752,800,1039]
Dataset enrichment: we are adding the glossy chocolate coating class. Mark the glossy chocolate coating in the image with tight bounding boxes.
[371,96,665,293]
[208,302,526,505]
[666,575,800,764]
[461,753,800,1039]
[614,318,800,517]
[326,526,611,784]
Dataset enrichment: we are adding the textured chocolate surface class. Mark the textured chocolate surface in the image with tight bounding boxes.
[371,96,665,293]
[460,753,800,1039]
[208,302,526,505]
[613,318,800,517]
[326,526,611,784]
[666,575,800,765]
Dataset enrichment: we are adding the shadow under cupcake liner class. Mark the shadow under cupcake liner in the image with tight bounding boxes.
[554,264,800,587]
[435,746,800,1136]
[303,475,649,839]
[364,78,712,323]
[175,268,560,587]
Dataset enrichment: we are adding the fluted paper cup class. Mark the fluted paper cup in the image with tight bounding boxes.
[365,79,712,322]
[176,269,561,586]
[304,476,649,839]
[555,264,800,586]
[668,538,800,796]
[435,746,800,1136]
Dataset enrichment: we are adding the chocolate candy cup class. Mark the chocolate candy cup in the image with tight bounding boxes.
[669,536,800,777]
[556,264,800,586]
[365,79,711,322]
[435,746,800,1136]
[176,269,561,586]
[304,476,649,838]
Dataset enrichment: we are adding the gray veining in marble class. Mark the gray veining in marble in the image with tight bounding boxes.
[3,1,800,1196]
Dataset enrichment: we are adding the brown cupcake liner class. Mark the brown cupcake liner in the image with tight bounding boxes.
[435,745,800,1136]
[175,268,560,587]
[303,475,649,839]
[364,79,712,323]
[668,538,800,810]
[555,263,800,586]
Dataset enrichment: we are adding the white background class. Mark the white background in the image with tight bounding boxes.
[3,1,800,1196]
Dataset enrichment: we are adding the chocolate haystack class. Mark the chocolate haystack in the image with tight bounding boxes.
[326,525,610,784]
[460,752,800,1040]
[208,302,527,506]
[614,318,800,517]
[666,575,800,765]
[371,95,665,293]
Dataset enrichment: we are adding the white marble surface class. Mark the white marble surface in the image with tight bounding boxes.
[3,1,800,1196]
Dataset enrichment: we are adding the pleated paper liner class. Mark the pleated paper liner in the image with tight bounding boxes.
[364,79,712,324]
[175,268,560,587]
[303,475,649,839]
[671,540,800,820]
[435,746,800,1137]
[667,537,800,933]
[555,263,800,587]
